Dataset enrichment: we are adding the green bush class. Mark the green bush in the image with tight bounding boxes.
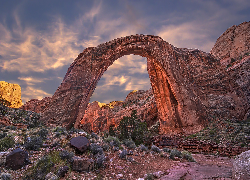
[123,139,136,149]
[115,110,152,145]
[24,151,69,180]
[181,150,196,162]
[24,136,43,151]
[0,136,15,151]
[37,128,48,140]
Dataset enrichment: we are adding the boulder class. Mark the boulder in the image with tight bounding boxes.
[70,136,90,153]
[45,172,58,180]
[57,166,69,177]
[232,150,250,179]
[72,156,94,172]
[5,148,30,170]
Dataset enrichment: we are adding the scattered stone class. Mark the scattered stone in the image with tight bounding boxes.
[70,136,90,153]
[96,154,106,168]
[0,152,8,166]
[5,148,30,170]
[72,156,94,172]
[151,145,161,153]
[232,150,250,179]
[153,171,164,178]
[140,144,148,151]
[119,150,127,159]
[57,166,69,177]
[45,172,58,180]
[0,173,12,180]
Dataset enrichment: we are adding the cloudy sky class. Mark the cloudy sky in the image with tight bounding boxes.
[0,0,249,104]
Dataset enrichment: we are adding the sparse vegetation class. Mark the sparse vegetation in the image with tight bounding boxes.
[0,136,15,151]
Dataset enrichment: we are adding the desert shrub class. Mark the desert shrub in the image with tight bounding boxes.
[104,136,121,147]
[140,144,148,151]
[0,136,15,151]
[102,144,110,151]
[90,143,103,155]
[24,136,43,151]
[91,132,98,139]
[163,147,171,153]
[37,128,48,140]
[169,148,182,160]
[95,154,106,168]
[151,145,161,153]
[24,151,65,180]
[181,150,196,162]
[231,58,236,63]
[117,110,151,145]
[108,125,116,137]
[123,139,136,149]
[144,173,155,180]
[59,150,74,163]
[0,132,7,139]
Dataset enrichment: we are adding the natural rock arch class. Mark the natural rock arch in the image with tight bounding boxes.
[40,34,247,135]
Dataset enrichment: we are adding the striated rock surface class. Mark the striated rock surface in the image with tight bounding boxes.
[20,97,52,114]
[0,81,22,108]
[211,21,250,61]
[80,89,158,133]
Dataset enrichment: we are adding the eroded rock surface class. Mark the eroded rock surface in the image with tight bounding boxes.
[80,89,158,133]
[232,150,250,180]
[211,21,250,61]
[0,81,22,108]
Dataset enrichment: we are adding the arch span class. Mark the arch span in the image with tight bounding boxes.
[40,34,246,135]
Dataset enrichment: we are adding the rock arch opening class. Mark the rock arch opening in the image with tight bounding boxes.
[89,54,151,104]
[41,34,216,135]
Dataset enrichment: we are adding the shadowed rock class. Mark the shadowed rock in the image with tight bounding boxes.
[70,136,90,153]
[5,148,30,170]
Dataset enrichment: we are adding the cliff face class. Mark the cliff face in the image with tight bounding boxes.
[211,21,250,66]
[0,81,22,108]
[80,89,159,133]
[211,21,250,121]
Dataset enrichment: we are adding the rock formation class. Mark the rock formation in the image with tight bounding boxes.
[211,21,250,61]
[0,81,22,108]
[80,89,158,133]
[22,21,249,135]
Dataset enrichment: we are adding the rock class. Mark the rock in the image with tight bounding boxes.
[0,81,22,108]
[5,148,29,170]
[72,156,94,172]
[211,21,250,61]
[119,150,127,159]
[232,150,250,179]
[57,166,69,177]
[45,172,58,180]
[0,152,8,166]
[0,173,12,180]
[20,97,51,114]
[70,136,90,153]
[160,162,232,180]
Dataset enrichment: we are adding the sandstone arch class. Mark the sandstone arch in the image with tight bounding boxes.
[40,34,247,135]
